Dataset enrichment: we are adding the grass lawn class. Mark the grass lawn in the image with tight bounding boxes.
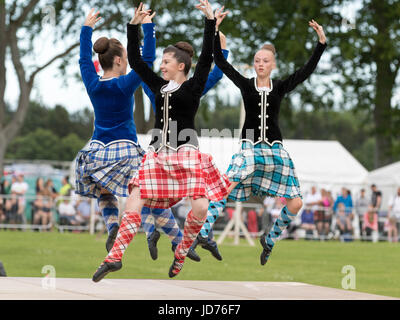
[0,230,399,298]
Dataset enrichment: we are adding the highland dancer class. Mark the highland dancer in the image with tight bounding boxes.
[141,7,230,262]
[75,9,181,255]
[193,17,327,264]
[92,1,230,282]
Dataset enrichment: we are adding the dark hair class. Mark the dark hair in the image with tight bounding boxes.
[163,41,194,75]
[93,37,124,71]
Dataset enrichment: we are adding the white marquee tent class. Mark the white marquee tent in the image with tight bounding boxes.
[367,161,400,210]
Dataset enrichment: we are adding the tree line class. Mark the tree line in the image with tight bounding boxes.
[5,98,376,171]
[1,0,399,179]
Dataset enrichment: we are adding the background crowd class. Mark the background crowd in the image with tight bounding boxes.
[0,174,95,231]
[1,174,399,242]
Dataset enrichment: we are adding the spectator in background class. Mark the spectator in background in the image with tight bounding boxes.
[45,179,58,201]
[246,209,259,237]
[362,206,378,242]
[300,207,315,240]
[1,178,12,195]
[336,202,353,241]
[0,178,11,223]
[304,186,322,237]
[387,187,400,243]
[76,197,91,225]
[35,177,45,194]
[256,207,266,233]
[58,190,80,226]
[33,186,53,231]
[4,191,20,224]
[319,188,334,239]
[355,188,369,238]
[11,173,28,219]
[333,188,354,217]
[370,184,382,214]
[59,176,72,197]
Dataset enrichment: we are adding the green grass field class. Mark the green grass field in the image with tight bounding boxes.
[0,230,399,298]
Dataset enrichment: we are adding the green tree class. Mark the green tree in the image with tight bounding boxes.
[6,128,60,160]
[0,0,146,179]
[58,133,87,161]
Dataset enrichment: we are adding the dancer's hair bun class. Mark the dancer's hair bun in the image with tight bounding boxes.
[261,44,276,55]
[93,37,110,54]
[174,42,194,58]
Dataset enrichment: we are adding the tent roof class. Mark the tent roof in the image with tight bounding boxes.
[368,161,400,187]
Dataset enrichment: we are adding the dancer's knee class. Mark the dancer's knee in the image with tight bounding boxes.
[287,197,303,214]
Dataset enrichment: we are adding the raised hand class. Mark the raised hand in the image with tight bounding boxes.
[130,2,152,25]
[215,6,229,30]
[195,0,214,20]
[84,8,102,28]
[309,19,326,44]
[142,10,156,24]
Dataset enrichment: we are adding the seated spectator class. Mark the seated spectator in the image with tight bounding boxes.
[11,173,28,220]
[0,197,5,224]
[59,176,72,196]
[336,202,353,241]
[4,192,20,224]
[387,187,400,243]
[57,176,72,207]
[35,177,45,194]
[300,209,315,240]
[45,179,59,201]
[58,191,80,226]
[33,188,53,231]
[76,197,91,225]
[362,206,378,242]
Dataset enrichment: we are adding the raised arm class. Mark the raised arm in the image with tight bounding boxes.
[79,9,102,93]
[202,48,229,96]
[141,11,157,64]
[201,10,229,96]
[127,4,165,93]
[278,20,327,95]
[213,30,248,89]
[117,16,158,95]
[189,0,216,96]
[141,12,157,112]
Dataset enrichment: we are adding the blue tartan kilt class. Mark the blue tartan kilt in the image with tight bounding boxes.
[227,141,302,202]
[74,141,145,198]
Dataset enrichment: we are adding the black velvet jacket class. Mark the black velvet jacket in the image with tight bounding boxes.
[127,18,216,152]
[214,31,327,145]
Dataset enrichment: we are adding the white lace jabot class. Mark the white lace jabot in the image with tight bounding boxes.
[162,80,181,92]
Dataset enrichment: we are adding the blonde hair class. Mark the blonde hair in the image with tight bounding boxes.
[260,44,276,55]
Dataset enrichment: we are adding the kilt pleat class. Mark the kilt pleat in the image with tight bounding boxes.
[130,146,231,208]
[227,142,302,201]
[75,141,145,198]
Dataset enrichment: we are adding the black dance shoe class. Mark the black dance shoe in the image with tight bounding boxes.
[259,235,273,266]
[198,235,223,261]
[168,257,184,278]
[148,230,161,260]
[171,244,201,262]
[92,261,122,283]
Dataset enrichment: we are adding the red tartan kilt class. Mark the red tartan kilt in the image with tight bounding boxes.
[129,147,231,208]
